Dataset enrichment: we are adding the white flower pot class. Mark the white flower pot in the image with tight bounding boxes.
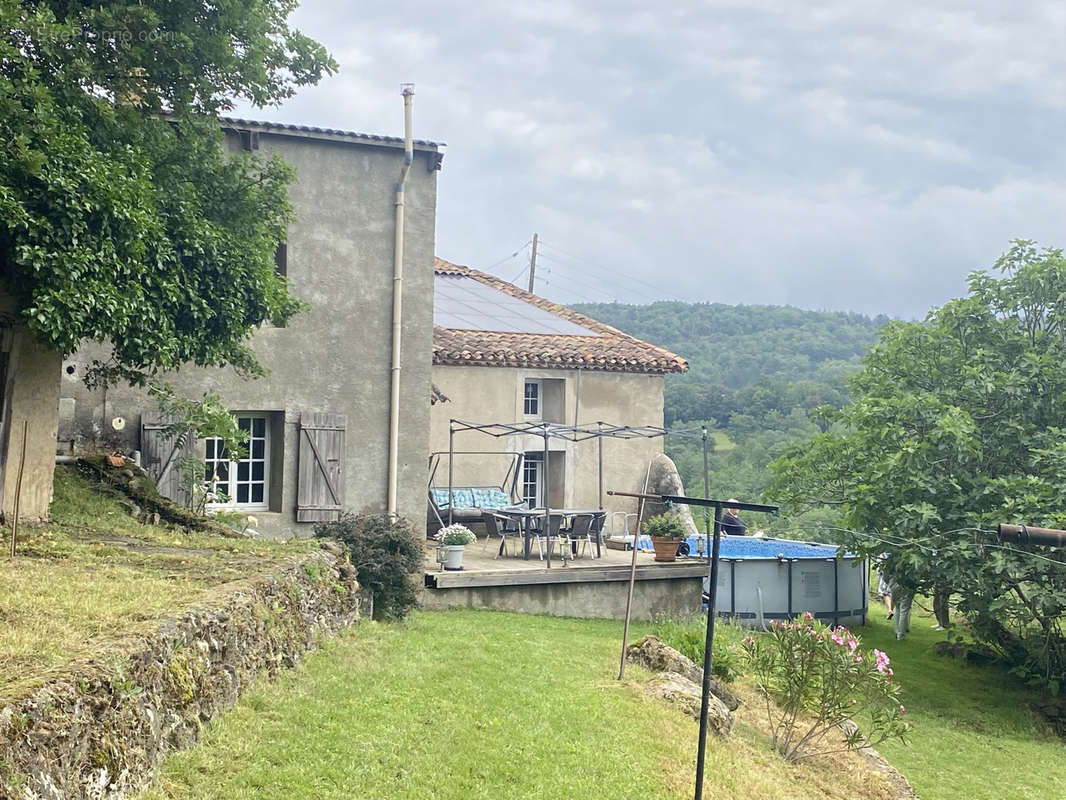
[440,545,466,570]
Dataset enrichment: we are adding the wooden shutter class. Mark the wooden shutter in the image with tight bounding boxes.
[297,412,346,522]
[141,413,196,506]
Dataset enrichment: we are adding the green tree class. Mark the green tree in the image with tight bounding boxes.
[769,241,1066,691]
[0,0,336,385]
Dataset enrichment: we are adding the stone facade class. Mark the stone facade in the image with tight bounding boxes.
[59,121,442,537]
[0,548,366,799]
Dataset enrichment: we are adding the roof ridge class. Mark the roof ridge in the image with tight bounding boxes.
[219,117,444,149]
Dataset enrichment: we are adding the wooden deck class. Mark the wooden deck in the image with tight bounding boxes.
[423,538,708,589]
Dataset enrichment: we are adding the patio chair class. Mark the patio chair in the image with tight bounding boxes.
[528,513,563,560]
[483,511,523,559]
[590,511,607,557]
[566,513,597,559]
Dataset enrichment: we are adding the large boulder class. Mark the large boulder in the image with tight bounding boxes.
[627,635,739,710]
[647,674,734,737]
[626,635,737,737]
[641,453,701,538]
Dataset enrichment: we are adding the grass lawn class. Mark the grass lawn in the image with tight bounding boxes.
[0,465,311,698]
[139,610,894,800]
[858,601,1066,800]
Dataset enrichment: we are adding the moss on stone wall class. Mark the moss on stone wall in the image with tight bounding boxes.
[0,547,367,799]
[76,455,237,535]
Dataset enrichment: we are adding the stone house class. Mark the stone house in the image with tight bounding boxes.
[429,258,687,523]
[60,119,444,537]
[0,292,62,522]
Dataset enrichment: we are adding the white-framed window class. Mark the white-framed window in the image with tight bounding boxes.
[522,453,542,508]
[205,414,269,509]
[523,380,541,418]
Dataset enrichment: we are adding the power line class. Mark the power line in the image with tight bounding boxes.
[535,253,646,304]
[484,240,532,273]
[536,251,662,304]
[537,240,687,302]
[533,258,625,304]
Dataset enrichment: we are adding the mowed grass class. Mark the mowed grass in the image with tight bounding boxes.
[859,600,1066,800]
[139,610,896,800]
[0,466,310,697]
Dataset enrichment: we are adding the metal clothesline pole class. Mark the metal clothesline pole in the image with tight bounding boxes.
[610,491,778,800]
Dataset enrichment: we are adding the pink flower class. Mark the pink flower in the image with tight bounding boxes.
[847,638,858,652]
[873,649,891,673]
[830,631,845,646]
[803,611,814,621]
[854,655,863,663]
[898,705,906,715]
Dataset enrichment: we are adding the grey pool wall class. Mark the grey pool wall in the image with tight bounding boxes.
[711,549,869,628]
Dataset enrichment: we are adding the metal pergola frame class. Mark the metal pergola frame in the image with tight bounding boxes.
[446,419,673,568]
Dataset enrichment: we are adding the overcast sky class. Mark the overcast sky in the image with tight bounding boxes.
[236,0,1066,318]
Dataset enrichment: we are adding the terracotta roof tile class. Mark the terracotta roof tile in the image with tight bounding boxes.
[433,258,687,374]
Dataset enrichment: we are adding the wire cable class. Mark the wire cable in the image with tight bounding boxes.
[537,240,687,301]
[535,252,659,304]
[484,240,532,273]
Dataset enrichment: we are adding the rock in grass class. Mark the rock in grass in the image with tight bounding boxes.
[648,674,734,736]
[626,635,739,711]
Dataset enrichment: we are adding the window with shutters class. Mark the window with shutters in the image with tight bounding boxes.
[205,414,269,509]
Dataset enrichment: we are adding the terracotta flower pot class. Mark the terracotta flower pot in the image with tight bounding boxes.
[107,454,124,467]
[650,536,680,562]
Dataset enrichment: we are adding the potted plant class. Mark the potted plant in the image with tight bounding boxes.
[434,523,477,570]
[643,513,686,562]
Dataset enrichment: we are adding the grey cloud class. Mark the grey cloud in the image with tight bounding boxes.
[237,0,1066,317]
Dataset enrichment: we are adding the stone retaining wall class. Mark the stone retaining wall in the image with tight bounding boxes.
[0,547,366,799]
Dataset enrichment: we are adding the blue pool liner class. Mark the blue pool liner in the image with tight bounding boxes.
[639,535,845,560]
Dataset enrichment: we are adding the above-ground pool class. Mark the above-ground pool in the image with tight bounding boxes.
[637,535,868,628]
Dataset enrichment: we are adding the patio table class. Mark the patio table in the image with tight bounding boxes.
[496,508,605,560]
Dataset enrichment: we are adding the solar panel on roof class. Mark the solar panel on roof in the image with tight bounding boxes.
[434,274,601,336]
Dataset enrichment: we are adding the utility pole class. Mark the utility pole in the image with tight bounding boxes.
[527,232,538,294]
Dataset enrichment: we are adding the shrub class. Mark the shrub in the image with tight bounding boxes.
[643,513,685,539]
[742,612,909,762]
[652,615,743,682]
[314,514,423,621]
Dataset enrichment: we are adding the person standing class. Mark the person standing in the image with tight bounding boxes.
[894,585,914,640]
[931,583,951,630]
[876,554,895,619]
[719,500,746,536]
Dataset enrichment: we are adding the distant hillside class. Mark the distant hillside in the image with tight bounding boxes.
[571,301,888,425]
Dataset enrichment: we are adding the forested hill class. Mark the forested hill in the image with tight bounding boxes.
[571,302,888,425]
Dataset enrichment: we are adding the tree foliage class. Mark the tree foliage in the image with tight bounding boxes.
[769,241,1066,691]
[579,302,883,534]
[0,0,336,384]
[573,301,884,426]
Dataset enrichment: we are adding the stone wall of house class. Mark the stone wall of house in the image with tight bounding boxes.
[0,547,367,799]
[429,365,666,523]
[59,123,441,538]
